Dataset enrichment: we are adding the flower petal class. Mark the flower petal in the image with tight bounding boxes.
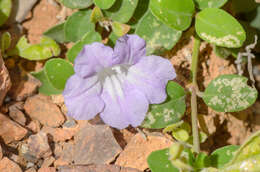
[74,42,114,78]
[63,74,104,120]
[127,55,176,104]
[100,80,149,129]
[113,34,146,65]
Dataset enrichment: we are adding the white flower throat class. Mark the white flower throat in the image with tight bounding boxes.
[97,64,130,100]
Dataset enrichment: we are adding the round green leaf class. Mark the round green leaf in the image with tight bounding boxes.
[210,145,240,168]
[202,74,258,112]
[31,70,62,95]
[67,31,102,63]
[104,0,138,23]
[94,0,115,9]
[147,148,179,172]
[9,36,60,60]
[149,0,194,31]
[195,8,246,48]
[45,58,74,90]
[44,22,66,43]
[193,0,228,9]
[0,0,11,26]
[59,0,93,9]
[65,10,95,42]
[136,10,182,55]
[142,81,186,129]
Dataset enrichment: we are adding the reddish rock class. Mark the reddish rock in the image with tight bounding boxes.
[42,156,55,167]
[9,103,26,126]
[0,145,2,160]
[27,120,41,133]
[41,126,77,142]
[38,167,56,172]
[24,94,65,127]
[21,132,52,162]
[25,168,37,172]
[0,113,28,144]
[115,133,173,171]
[53,158,70,168]
[0,54,11,106]
[58,165,142,172]
[0,157,22,172]
[60,122,122,165]
[8,66,41,101]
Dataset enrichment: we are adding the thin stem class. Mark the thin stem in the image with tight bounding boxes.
[191,34,201,153]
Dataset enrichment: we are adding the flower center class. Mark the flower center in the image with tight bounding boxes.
[97,64,130,100]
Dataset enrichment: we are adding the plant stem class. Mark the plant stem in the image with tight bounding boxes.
[191,34,201,153]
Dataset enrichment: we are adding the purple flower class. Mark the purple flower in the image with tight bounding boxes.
[63,34,176,129]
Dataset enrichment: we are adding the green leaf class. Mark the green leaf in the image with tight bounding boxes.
[0,0,12,26]
[64,10,95,42]
[210,145,240,168]
[213,46,239,59]
[245,5,260,30]
[149,0,194,31]
[59,0,93,9]
[193,0,228,9]
[45,58,74,90]
[195,8,246,48]
[112,21,130,37]
[104,0,138,23]
[202,74,258,112]
[31,70,62,95]
[9,36,60,60]
[171,122,191,142]
[147,148,179,172]
[194,152,211,169]
[67,31,102,63]
[90,6,104,23]
[142,81,186,129]
[127,0,149,30]
[108,31,119,47]
[231,0,258,14]
[1,32,11,52]
[94,0,116,9]
[220,131,260,171]
[44,22,66,43]
[136,10,182,55]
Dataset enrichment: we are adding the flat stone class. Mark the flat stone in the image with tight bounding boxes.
[58,164,142,172]
[8,66,41,101]
[115,133,173,171]
[41,126,77,142]
[38,167,56,172]
[26,120,41,133]
[0,157,22,172]
[0,54,11,106]
[0,113,28,144]
[42,156,55,167]
[21,132,52,162]
[25,167,37,172]
[60,121,122,165]
[9,102,26,126]
[24,94,65,127]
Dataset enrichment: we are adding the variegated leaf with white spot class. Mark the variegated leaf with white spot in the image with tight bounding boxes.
[142,81,186,129]
[203,75,257,112]
[135,10,182,55]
